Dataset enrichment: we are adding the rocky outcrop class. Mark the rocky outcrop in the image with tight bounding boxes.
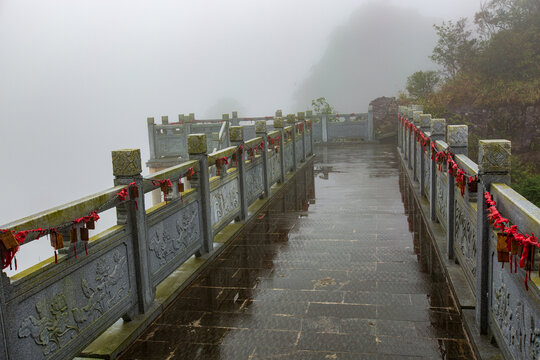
[370,97,398,140]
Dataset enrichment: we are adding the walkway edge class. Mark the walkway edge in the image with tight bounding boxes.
[398,151,504,360]
[78,156,315,360]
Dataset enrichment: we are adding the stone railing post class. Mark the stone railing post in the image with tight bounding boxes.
[419,114,431,197]
[306,110,314,155]
[429,118,446,221]
[255,120,270,198]
[274,117,286,183]
[412,110,422,181]
[446,125,468,259]
[298,112,306,162]
[112,149,154,314]
[407,108,414,169]
[231,111,239,126]
[287,114,297,171]
[188,134,213,254]
[397,106,404,151]
[230,126,248,220]
[367,105,374,141]
[476,140,511,334]
[321,113,328,143]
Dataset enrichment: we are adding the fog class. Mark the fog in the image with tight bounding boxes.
[0,0,481,271]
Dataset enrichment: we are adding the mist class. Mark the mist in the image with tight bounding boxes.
[1,0,481,271]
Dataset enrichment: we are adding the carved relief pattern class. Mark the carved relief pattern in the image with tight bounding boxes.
[246,164,264,204]
[436,172,447,226]
[269,153,281,184]
[423,151,430,197]
[210,178,240,227]
[415,143,421,181]
[454,201,476,277]
[148,201,200,270]
[285,144,293,172]
[18,250,128,356]
[492,268,540,359]
[295,138,303,163]
[157,137,188,158]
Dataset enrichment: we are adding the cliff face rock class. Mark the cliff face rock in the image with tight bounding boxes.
[447,104,540,165]
[370,97,398,139]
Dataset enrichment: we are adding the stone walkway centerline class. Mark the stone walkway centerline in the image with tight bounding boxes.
[119,143,475,359]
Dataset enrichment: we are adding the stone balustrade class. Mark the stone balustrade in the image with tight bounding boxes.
[397,106,540,360]
[0,120,314,360]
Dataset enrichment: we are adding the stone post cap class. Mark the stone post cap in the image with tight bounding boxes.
[419,114,431,129]
[275,110,282,117]
[398,106,407,115]
[229,126,244,141]
[286,114,296,123]
[297,112,305,120]
[413,111,423,125]
[255,120,267,133]
[447,125,468,148]
[274,117,284,128]
[306,110,313,118]
[222,113,229,121]
[147,117,155,125]
[178,114,185,122]
[161,116,169,125]
[478,140,511,173]
[412,104,423,111]
[430,118,446,136]
[112,149,142,177]
[188,113,195,122]
[232,111,238,118]
[408,109,414,119]
[188,134,207,154]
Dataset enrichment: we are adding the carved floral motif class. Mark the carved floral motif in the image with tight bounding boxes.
[246,164,264,203]
[18,250,127,356]
[148,203,200,265]
[493,272,540,359]
[454,202,476,277]
[436,172,447,225]
[210,179,239,227]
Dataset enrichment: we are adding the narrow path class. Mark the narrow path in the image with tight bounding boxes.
[119,143,474,359]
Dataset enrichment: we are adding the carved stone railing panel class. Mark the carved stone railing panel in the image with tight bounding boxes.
[423,150,430,198]
[245,161,264,205]
[490,229,540,360]
[284,142,294,173]
[415,142,421,181]
[306,130,313,155]
[154,125,188,159]
[9,232,134,360]
[436,170,448,228]
[269,152,281,186]
[295,136,303,164]
[209,174,241,234]
[146,194,202,286]
[454,195,477,291]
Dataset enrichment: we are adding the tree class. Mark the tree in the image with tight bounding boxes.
[474,0,540,39]
[311,97,337,115]
[406,71,440,100]
[430,18,477,78]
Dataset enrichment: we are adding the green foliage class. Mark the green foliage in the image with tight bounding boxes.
[430,18,477,79]
[510,156,540,207]
[406,71,440,100]
[311,97,336,115]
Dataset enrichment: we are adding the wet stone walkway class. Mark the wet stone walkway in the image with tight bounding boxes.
[119,143,475,359]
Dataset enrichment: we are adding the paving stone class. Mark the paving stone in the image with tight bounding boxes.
[118,144,475,360]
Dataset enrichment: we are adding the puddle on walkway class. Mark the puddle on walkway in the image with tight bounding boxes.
[119,143,475,359]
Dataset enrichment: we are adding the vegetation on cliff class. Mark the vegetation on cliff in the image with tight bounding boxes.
[401,0,540,205]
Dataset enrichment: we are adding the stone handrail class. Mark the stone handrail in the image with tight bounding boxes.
[397,105,540,360]
[0,117,315,360]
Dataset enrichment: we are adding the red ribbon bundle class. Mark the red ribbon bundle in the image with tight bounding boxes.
[485,192,539,290]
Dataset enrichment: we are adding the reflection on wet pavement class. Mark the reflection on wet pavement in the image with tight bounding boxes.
[119,143,475,359]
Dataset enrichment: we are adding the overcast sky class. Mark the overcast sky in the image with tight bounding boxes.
[0,0,482,271]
